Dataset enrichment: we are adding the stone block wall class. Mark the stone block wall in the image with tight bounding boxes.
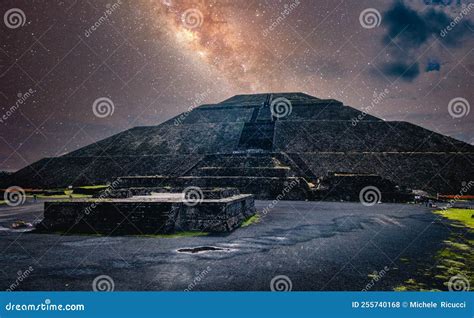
[37,194,256,235]
[38,201,176,235]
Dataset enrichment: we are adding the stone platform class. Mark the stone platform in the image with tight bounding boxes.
[37,191,256,235]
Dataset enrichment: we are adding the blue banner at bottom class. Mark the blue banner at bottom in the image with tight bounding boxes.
[0,292,472,318]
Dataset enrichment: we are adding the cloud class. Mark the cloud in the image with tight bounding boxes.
[383,2,430,49]
[382,62,420,81]
[378,1,473,80]
[425,59,441,72]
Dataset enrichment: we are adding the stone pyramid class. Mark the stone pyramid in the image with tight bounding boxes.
[5,93,473,199]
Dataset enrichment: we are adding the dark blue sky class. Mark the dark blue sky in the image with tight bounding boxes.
[0,0,473,171]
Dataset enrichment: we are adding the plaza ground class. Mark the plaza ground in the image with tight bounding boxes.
[0,200,463,291]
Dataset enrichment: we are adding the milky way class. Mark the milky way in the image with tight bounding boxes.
[146,0,304,92]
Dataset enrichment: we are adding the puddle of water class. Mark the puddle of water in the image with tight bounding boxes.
[0,225,34,233]
[177,246,229,254]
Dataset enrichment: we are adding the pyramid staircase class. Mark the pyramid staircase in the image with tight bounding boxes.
[109,95,319,200]
[112,153,315,200]
[186,153,313,199]
[156,94,317,199]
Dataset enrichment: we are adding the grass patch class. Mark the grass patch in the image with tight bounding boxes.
[34,194,92,199]
[434,208,474,229]
[241,214,261,227]
[393,208,473,291]
[78,185,108,189]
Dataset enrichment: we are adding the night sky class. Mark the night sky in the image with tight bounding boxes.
[0,0,473,171]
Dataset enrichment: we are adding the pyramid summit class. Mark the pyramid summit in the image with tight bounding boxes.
[5,92,474,199]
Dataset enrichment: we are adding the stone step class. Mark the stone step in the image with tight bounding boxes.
[116,176,311,200]
[198,155,281,168]
[193,167,293,178]
[97,187,241,199]
[256,105,273,121]
[237,122,274,151]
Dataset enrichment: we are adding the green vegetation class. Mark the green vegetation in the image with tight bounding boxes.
[434,208,474,229]
[78,185,108,189]
[33,194,91,199]
[394,208,473,291]
[241,214,261,227]
[393,279,424,292]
